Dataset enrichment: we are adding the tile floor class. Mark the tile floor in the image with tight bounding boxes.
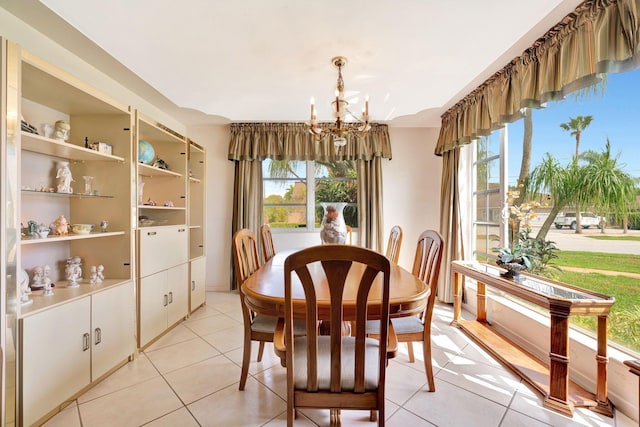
[41,291,634,427]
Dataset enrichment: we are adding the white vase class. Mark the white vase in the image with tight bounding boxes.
[319,202,347,244]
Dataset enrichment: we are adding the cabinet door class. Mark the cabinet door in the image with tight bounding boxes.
[21,298,91,427]
[92,281,135,380]
[139,270,168,348]
[190,256,207,312]
[139,226,189,277]
[167,263,189,327]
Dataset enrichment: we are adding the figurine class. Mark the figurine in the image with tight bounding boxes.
[42,265,52,288]
[31,266,43,288]
[27,220,38,236]
[19,269,32,305]
[100,220,109,232]
[163,201,174,207]
[43,280,54,296]
[89,266,98,285]
[96,265,104,283]
[52,120,70,142]
[52,215,69,236]
[145,198,157,206]
[56,161,74,193]
[152,156,169,170]
[65,256,82,287]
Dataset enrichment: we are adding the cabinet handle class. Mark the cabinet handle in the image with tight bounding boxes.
[82,333,90,351]
[163,294,168,307]
[168,291,173,304]
[178,228,186,232]
[147,231,157,236]
[191,280,196,291]
[95,327,102,345]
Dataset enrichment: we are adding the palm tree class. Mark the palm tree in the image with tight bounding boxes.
[525,153,574,241]
[581,140,638,233]
[559,115,594,233]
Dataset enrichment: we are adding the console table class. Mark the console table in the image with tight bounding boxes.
[451,261,615,417]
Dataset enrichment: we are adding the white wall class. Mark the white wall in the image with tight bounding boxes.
[385,127,442,271]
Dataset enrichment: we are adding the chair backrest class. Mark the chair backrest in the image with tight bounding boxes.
[385,225,403,264]
[284,245,391,394]
[260,223,276,262]
[232,228,261,286]
[411,230,444,323]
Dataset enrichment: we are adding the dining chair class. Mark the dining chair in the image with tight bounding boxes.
[368,229,443,391]
[282,245,392,426]
[385,225,403,264]
[260,223,276,262]
[232,228,277,390]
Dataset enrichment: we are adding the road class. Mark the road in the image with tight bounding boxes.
[541,227,640,255]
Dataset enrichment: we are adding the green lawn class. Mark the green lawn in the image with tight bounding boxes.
[554,251,640,274]
[550,251,640,352]
[586,235,640,241]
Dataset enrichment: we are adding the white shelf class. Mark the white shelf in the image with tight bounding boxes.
[138,163,183,178]
[189,176,202,183]
[22,189,114,198]
[21,132,125,162]
[138,205,186,210]
[21,231,125,245]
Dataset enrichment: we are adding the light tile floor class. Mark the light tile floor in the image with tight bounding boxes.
[42,291,634,427]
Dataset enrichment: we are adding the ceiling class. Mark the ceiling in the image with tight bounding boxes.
[5,0,583,127]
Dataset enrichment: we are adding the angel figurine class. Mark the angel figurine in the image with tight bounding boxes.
[56,161,74,193]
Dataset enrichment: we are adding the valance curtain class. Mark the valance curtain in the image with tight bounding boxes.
[228,122,392,289]
[436,0,640,302]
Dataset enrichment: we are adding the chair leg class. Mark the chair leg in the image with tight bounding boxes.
[257,341,265,362]
[370,409,377,421]
[423,337,435,392]
[330,409,341,426]
[239,334,252,390]
[407,342,415,363]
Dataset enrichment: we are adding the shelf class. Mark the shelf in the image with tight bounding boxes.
[21,231,125,245]
[21,189,114,198]
[138,163,183,178]
[189,225,201,229]
[138,205,186,211]
[189,176,202,183]
[21,132,125,162]
[20,279,131,317]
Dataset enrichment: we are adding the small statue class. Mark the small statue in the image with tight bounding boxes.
[96,265,104,283]
[42,265,52,289]
[56,161,74,194]
[152,156,169,170]
[89,266,98,285]
[36,223,50,238]
[52,215,69,236]
[52,120,70,142]
[100,220,109,232]
[27,220,38,236]
[31,266,43,288]
[19,269,32,305]
[65,256,82,287]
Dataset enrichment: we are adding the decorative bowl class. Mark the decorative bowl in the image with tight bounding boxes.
[71,224,94,234]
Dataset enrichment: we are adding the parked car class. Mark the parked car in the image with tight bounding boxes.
[553,212,604,230]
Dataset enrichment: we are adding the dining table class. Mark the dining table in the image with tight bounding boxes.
[241,248,429,322]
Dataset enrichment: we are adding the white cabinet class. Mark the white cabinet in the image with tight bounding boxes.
[139,264,188,348]
[20,281,134,426]
[190,256,206,312]
[138,225,188,277]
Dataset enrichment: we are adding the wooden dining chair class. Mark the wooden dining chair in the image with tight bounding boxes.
[260,223,276,262]
[368,229,443,391]
[385,225,403,264]
[282,245,392,426]
[232,228,277,390]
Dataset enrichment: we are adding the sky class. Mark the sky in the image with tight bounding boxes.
[507,68,640,185]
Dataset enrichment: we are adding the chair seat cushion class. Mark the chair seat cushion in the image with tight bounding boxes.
[366,316,424,335]
[293,336,380,391]
[252,315,306,335]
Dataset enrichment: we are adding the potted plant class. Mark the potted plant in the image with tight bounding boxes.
[495,244,533,278]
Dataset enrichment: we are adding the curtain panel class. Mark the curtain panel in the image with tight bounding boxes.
[435,0,640,156]
[228,122,392,161]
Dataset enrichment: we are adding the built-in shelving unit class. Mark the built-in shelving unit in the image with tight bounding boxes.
[188,139,206,312]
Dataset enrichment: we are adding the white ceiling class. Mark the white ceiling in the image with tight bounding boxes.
[9,0,583,127]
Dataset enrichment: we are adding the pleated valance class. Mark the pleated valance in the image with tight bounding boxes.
[435,0,640,156]
[228,122,392,162]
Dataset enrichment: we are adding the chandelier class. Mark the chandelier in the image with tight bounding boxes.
[306,56,371,147]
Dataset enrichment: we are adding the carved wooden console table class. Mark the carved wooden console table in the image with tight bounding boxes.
[451,261,615,417]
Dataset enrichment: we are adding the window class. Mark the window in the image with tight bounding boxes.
[262,159,357,230]
[472,129,506,263]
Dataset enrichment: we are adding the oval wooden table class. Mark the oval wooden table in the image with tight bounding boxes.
[242,249,429,321]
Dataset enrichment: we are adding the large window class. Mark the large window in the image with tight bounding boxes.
[262,159,357,230]
[472,130,506,262]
